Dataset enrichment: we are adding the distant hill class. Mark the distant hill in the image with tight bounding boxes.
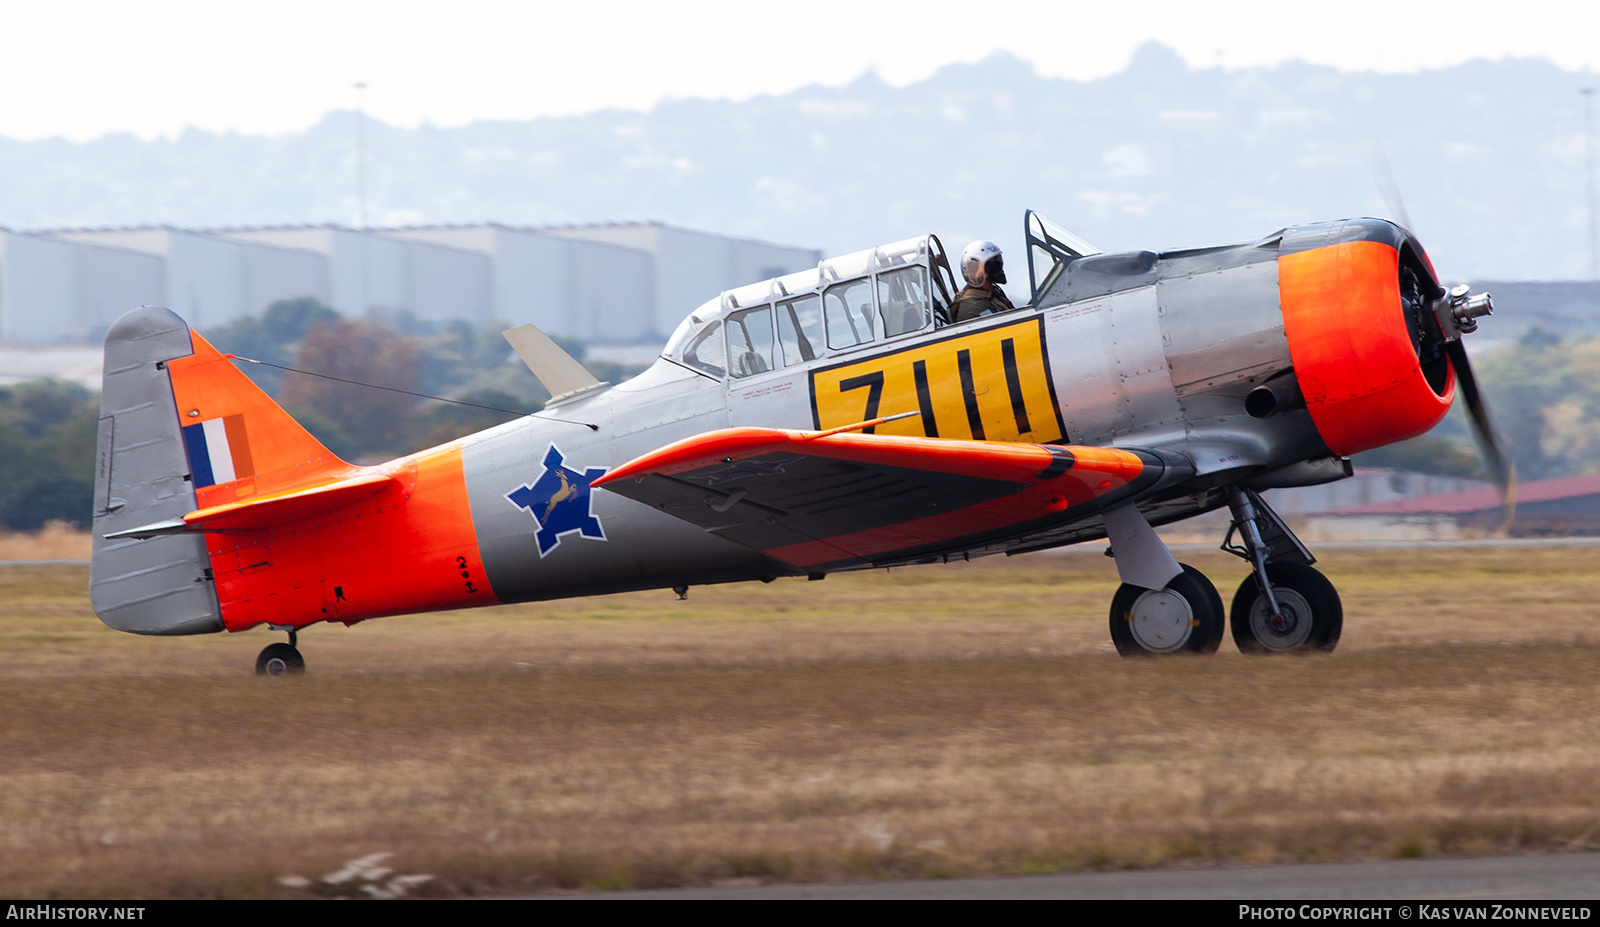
[1,43,1596,280]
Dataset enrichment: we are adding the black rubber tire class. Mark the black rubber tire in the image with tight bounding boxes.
[255,642,306,677]
[1230,562,1342,654]
[1109,563,1225,657]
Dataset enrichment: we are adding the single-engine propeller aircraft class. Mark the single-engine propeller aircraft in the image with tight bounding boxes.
[89,212,1505,674]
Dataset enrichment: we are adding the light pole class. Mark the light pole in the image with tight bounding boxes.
[353,82,371,315]
[1582,87,1598,281]
[354,82,368,230]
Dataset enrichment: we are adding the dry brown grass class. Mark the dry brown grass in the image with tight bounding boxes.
[2,546,1600,897]
[0,523,90,561]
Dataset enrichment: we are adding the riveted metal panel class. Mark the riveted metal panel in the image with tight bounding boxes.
[1105,286,1183,438]
[1157,259,1289,397]
[1043,286,1181,445]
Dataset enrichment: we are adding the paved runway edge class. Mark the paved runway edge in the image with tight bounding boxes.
[569,853,1600,900]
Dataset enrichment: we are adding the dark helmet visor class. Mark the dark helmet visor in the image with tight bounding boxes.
[984,255,1006,285]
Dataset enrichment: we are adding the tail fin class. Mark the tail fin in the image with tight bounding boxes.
[165,322,350,504]
[90,307,350,635]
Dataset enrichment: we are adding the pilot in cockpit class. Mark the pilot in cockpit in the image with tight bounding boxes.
[950,240,1017,323]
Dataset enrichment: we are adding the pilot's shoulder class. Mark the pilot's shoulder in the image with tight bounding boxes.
[950,288,986,321]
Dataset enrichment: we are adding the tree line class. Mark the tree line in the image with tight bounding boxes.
[1355,326,1600,484]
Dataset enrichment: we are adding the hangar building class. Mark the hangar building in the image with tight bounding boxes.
[0,222,820,346]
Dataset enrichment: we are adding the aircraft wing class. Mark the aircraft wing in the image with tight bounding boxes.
[593,427,1186,572]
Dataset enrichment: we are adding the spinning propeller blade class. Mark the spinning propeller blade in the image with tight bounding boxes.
[1445,338,1517,522]
[1367,138,1415,234]
[1371,135,1514,524]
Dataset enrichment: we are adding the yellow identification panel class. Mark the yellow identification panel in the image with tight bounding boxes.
[809,316,1066,443]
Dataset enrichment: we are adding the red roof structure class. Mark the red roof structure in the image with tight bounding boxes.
[1329,472,1600,516]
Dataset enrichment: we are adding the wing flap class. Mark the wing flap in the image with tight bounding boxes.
[594,427,1179,570]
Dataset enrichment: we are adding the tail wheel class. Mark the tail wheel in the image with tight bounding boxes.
[1230,562,1342,654]
[1109,563,1225,657]
[255,642,306,677]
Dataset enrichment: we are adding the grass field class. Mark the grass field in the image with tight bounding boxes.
[2,545,1599,897]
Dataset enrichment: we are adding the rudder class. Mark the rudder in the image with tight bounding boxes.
[91,307,223,634]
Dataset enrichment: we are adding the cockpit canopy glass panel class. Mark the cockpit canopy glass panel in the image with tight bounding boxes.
[683,319,726,377]
[878,266,930,338]
[664,234,953,375]
[777,295,823,367]
[824,278,876,350]
[663,295,722,360]
[726,306,775,378]
[1025,210,1102,303]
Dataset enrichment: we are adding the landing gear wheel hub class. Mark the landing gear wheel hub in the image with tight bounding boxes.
[1127,588,1195,654]
[255,642,306,677]
[1230,562,1342,654]
[1247,586,1314,651]
[1110,563,1225,657]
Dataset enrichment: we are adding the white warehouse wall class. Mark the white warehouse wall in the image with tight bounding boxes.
[384,226,653,341]
[79,243,166,332]
[239,241,329,318]
[0,231,163,343]
[547,222,820,337]
[216,226,407,316]
[46,227,332,329]
[0,232,81,343]
[4,222,820,347]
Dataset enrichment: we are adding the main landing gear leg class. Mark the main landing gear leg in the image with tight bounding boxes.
[1102,503,1225,656]
[255,627,306,677]
[1223,488,1342,653]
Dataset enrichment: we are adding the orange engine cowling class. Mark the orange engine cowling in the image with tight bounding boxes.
[1277,222,1455,458]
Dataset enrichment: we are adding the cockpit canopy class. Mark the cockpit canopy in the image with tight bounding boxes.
[662,215,1100,379]
[663,236,960,378]
[1024,210,1101,299]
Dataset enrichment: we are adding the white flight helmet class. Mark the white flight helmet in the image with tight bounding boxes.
[960,240,1006,286]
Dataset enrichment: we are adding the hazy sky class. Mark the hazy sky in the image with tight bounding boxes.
[2,0,1597,141]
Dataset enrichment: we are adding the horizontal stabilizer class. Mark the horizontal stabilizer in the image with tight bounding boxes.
[184,471,396,532]
[102,518,188,541]
[103,472,398,538]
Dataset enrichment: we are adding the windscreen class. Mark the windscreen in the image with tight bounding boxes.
[1025,211,1101,304]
